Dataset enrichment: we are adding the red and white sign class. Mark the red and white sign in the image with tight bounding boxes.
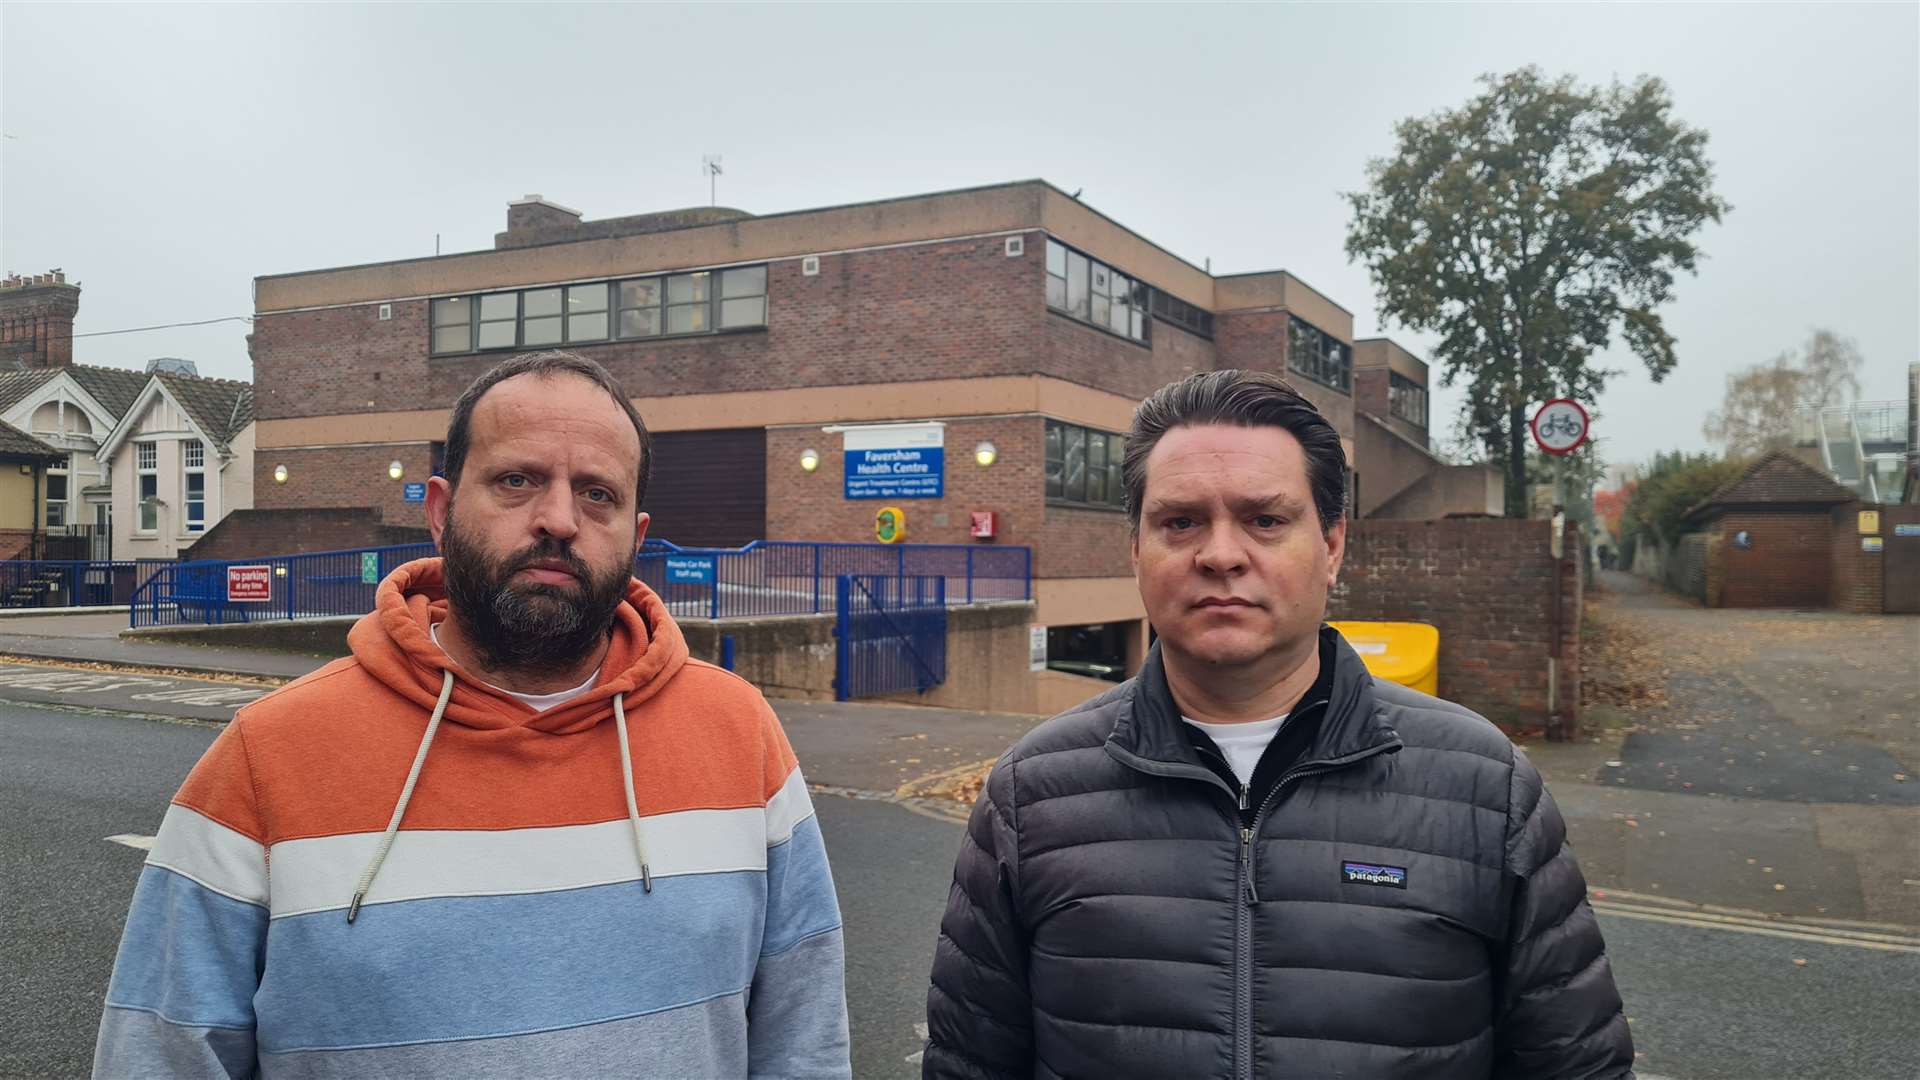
[969,510,998,539]
[1530,398,1590,456]
[226,565,273,603]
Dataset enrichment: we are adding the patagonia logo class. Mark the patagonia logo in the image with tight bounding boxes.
[1341,861,1407,889]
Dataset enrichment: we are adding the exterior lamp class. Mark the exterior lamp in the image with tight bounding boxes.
[799,448,821,473]
[974,441,998,468]
[273,464,289,484]
[388,460,405,481]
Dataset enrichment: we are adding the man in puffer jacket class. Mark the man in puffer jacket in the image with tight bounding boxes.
[925,369,1632,1079]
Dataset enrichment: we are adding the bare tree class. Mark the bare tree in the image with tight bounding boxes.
[1703,329,1864,456]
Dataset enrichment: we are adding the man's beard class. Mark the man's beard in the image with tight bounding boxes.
[439,509,635,676]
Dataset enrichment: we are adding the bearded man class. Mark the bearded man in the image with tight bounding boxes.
[95,351,850,1079]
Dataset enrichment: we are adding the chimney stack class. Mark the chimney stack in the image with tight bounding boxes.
[0,270,82,368]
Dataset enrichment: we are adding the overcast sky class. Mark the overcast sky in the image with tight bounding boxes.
[4,2,1914,469]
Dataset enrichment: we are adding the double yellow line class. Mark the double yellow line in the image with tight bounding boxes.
[1590,889,1920,954]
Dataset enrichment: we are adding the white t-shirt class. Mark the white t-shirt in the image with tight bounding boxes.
[429,621,601,711]
[1182,714,1287,789]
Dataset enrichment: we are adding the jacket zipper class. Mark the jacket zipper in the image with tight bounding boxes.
[1234,741,1400,1080]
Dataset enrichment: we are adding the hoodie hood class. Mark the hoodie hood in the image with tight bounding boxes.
[348,557,690,736]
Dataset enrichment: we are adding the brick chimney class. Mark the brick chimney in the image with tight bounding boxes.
[0,270,81,369]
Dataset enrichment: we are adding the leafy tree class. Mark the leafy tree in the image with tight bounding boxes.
[1347,67,1730,516]
[1619,451,1747,555]
[1702,328,1865,456]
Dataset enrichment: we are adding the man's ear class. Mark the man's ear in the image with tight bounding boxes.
[1323,514,1347,589]
[633,511,651,547]
[426,476,454,548]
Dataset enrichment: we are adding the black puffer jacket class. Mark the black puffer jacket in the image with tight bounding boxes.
[926,629,1632,1079]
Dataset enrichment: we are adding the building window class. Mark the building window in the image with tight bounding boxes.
[45,470,67,527]
[183,440,206,533]
[1389,372,1428,429]
[1045,239,1149,344]
[431,297,472,354]
[1287,316,1351,393]
[1046,420,1127,511]
[136,441,158,533]
[1150,289,1215,338]
[431,266,769,356]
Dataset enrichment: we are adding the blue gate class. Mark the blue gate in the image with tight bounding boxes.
[833,574,947,701]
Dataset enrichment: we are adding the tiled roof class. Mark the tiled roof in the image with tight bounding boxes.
[1690,450,1855,517]
[0,364,154,422]
[0,419,63,460]
[68,365,153,419]
[155,372,254,452]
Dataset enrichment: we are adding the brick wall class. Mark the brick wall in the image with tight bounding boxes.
[255,443,437,523]
[1706,510,1833,608]
[1331,518,1581,735]
[0,276,80,369]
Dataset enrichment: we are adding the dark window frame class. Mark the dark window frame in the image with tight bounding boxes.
[1388,371,1429,429]
[1149,288,1215,339]
[1044,238,1151,347]
[1286,315,1352,394]
[428,265,769,357]
[1044,419,1128,513]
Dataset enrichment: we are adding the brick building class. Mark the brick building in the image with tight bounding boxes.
[251,180,1491,676]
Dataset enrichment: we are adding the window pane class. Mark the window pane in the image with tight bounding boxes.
[1091,293,1111,328]
[432,297,469,328]
[139,475,157,530]
[567,284,608,313]
[619,279,661,309]
[667,304,709,334]
[477,320,517,349]
[1107,436,1126,508]
[667,273,710,304]
[1045,274,1066,310]
[522,316,561,346]
[1109,294,1130,335]
[719,297,766,328]
[1090,263,1110,298]
[1066,253,1090,320]
[1130,309,1145,341]
[720,266,766,298]
[1086,432,1108,504]
[186,473,204,496]
[480,293,518,320]
[620,308,661,338]
[1046,240,1066,277]
[1045,423,1064,498]
[523,289,561,318]
[47,474,67,498]
[1063,426,1087,503]
[568,312,608,342]
[434,325,472,353]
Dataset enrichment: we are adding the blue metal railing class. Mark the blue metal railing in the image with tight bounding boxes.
[126,538,1031,627]
[834,574,948,701]
[128,544,436,628]
[0,560,150,609]
[635,539,1030,620]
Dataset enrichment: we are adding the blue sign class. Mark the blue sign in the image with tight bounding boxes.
[665,555,716,585]
[845,447,944,500]
[1897,524,1920,538]
[402,482,427,503]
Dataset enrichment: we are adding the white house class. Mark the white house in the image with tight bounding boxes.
[96,371,256,561]
[0,364,149,558]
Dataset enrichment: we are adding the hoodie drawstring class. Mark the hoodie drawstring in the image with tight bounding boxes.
[347,669,455,924]
[613,692,653,893]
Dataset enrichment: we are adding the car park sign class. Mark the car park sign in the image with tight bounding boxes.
[1530,399,1590,455]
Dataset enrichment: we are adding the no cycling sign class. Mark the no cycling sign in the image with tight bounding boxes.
[1531,398,1590,455]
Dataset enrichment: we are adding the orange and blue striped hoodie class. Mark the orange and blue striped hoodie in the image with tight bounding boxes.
[94,558,850,1078]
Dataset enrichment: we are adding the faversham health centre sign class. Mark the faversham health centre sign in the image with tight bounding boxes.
[843,422,944,500]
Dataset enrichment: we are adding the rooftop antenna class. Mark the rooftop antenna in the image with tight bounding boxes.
[702,154,724,206]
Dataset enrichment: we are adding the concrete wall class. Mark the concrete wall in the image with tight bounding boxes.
[679,600,1040,714]
[1367,463,1504,520]
[1332,518,1582,735]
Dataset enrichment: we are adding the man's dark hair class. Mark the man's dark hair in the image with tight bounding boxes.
[1123,369,1347,533]
[442,351,653,507]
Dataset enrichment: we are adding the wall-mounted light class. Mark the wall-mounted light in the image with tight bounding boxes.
[274,566,288,577]
[388,460,405,481]
[799,448,821,473]
[974,441,998,468]
[273,464,289,484]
